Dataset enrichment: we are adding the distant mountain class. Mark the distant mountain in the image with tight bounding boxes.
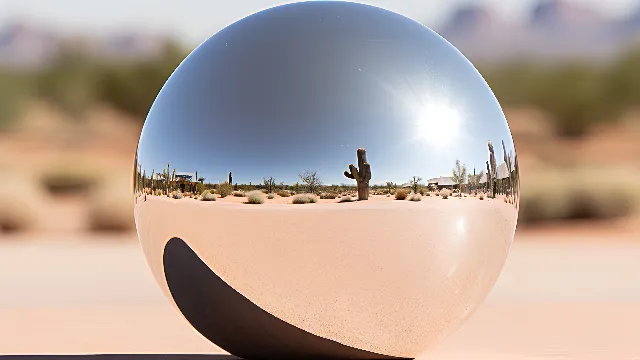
[0,22,168,69]
[435,0,640,63]
[0,22,60,68]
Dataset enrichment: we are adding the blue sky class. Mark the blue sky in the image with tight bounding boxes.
[135,1,515,186]
[1,0,636,46]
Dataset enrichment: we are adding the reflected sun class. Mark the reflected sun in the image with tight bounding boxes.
[414,101,462,149]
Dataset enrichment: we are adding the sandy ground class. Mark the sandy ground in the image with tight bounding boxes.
[135,194,517,357]
[1,234,639,359]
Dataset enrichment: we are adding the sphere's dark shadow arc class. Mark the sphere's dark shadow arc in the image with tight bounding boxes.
[163,237,411,360]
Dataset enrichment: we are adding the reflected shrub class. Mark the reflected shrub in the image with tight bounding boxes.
[292,193,318,204]
[394,189,410,200]
[247,190,265,204]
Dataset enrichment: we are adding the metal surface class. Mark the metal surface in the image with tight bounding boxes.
[133,2,519,359]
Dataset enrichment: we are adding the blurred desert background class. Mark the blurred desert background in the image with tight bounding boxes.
[0,0,639,359]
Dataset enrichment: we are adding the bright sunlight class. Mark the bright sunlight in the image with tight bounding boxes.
[413,101,462,149]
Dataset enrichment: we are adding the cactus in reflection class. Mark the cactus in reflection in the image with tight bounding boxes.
[486,161,491,196]
[488,141,497,198]
[171,168,176,194]
[344,148,371,200]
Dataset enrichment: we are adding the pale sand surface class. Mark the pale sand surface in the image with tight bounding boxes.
[135,195,516,357]
[1,235,639,359]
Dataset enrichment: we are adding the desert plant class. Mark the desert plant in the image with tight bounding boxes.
[200,190,217,201]
[440,188,451,199]
[320,192,338,199]
[268,193,275,199]
[344,148,372,200]
[277,190,291,197]
[409,193,422,201]
[292,193,318,204]
[263,177,277,194]
[479,192,485,200]
[172,192,183,199]
[339,196,354,203]
[452,159,467,194]
[217,182,233,197]
[299,170,322,194]
[409,176,422,195]
[395,188,410,200]
[488,141,497,198]
[386,181,394,195]
[246,190,266,204]
[232,190,245,197]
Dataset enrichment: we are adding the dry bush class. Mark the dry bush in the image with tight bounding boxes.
[277,190,291,197]
[217,182,233,198]
[409,194,422,201]
[519,166,639,225]
[440,189,451,199]
[246,190,265,204]
[39,166,98,197]
[87,175,135,233]
[267,193,275,199]
[479,192,485,200]
[395,189,410,200]
[339,196,354,203]
[320,192,337,199]
[232,190,245,197]
[200,190,217,201]
[292,193,318,204]
[0,171,43,234]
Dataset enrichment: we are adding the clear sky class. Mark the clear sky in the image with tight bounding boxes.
[135,1,516,186]
[1,0,637,47]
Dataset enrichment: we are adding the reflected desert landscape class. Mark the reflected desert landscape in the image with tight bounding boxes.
[132,3,519,357]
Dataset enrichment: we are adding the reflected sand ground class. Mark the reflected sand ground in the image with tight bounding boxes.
[135,194,516,357]
[0,235,639,359]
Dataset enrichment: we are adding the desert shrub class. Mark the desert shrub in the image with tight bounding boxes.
[409,194,422,201]
[200,190,217,201]
[479,193,485,200]
[320,192,337,199]
[268,193,275,199]
[394,189,410,200]
[87,175,135,233]
[386,194,390,197]
[440,189,451,199]
[277,190,291,197]
[292,193,318,204]
[246,190,266,204]
[232,190,245,197]
[172,192,183,199]
[40,167,98,196]
[217,182,233,198]
[425,192,431,197]
[339,196,354,203]
[519,167,638,225]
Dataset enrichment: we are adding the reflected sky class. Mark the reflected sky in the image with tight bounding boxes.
[137,1,515,185]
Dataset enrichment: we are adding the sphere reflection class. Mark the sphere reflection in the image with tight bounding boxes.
[134,2,519,359]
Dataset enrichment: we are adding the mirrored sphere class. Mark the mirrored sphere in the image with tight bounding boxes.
[134,2,519,359]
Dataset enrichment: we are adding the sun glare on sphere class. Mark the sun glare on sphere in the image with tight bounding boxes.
[414,102,462,149]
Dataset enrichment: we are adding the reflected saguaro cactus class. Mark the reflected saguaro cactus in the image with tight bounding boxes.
[488,141,497,198]
[344,148,371,200]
